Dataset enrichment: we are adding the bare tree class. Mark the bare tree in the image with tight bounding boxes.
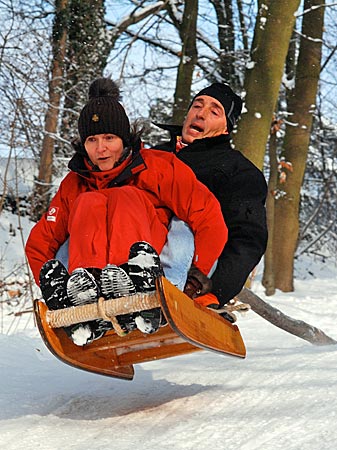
[261,117,282,296]
[168,0,198,124]
[233,0,301,169]
[31,0,69,221]
[272,0,325,292]
[58,0,111,151]
[209,0,238,87]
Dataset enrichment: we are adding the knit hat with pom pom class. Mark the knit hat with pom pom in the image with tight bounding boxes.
[78,78,131,146]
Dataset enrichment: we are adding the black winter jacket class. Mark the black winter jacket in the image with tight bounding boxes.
[154,125,268,305]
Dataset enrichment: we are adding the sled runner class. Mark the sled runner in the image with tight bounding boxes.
[34,276,246,381]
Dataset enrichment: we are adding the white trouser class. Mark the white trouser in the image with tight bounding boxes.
[159,216,194,290]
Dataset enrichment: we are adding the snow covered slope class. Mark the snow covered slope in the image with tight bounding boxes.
[1,211,337,450]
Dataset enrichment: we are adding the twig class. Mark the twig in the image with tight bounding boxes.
[14,309,33,316]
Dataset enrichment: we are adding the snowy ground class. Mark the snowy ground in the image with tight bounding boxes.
[1,210,337,450]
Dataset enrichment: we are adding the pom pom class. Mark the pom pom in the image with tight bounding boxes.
[88,78,121,100]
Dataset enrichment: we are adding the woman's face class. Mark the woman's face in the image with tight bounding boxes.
[84,133,124,171]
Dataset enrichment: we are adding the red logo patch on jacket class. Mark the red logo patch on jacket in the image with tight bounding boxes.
[47,206,59,222]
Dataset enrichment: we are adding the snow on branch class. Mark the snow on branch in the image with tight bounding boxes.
[295,2,337,18]
[105,1,168,36]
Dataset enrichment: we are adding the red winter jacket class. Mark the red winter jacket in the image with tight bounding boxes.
[26,147,228,285]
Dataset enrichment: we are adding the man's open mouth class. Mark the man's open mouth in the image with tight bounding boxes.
[190,124,204,132]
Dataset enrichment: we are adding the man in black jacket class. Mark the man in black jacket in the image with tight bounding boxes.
[155,83,268,306]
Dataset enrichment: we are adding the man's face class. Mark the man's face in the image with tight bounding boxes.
[182,95,228,144]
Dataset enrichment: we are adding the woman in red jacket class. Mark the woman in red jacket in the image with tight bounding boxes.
[25,78,227,345]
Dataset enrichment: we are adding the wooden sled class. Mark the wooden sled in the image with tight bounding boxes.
[34,276,246,381]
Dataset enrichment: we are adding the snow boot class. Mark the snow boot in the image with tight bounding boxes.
[39,260,89,342]
[100,264,138,334]
[128,241,165,334]
[67,268,100,306]
[39,259,70,310]
[66,268,112,346]
[128,241,163,291]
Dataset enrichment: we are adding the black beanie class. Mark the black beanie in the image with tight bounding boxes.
[78,78,131,145]
[192,83,243,132]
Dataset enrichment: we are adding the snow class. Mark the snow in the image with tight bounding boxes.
[246,61,256,70]
[1,210,337,449]
[70,323,92,347]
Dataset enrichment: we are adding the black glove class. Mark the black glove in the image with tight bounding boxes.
[183,265,212,299]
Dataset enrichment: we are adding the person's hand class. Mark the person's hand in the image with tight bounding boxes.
[183,265,212,299]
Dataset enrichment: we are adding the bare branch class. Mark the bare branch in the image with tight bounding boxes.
[237,288,337,346]
[106,0,170,44]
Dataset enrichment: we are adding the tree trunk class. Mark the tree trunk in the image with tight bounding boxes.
[236,0,249,52]
[233,0,301,169]
[262,119,280,295]
[273,0,325,291]
[210,0,238,88]
[172,0,198,124]
[58,0,110,154]
[31,0,68,221]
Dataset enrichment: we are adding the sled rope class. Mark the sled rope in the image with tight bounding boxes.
[97,297,126,337]
[208,300,250,315]
[208,299,251,323]
[225,299,251,313]
[46,291,160,329]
